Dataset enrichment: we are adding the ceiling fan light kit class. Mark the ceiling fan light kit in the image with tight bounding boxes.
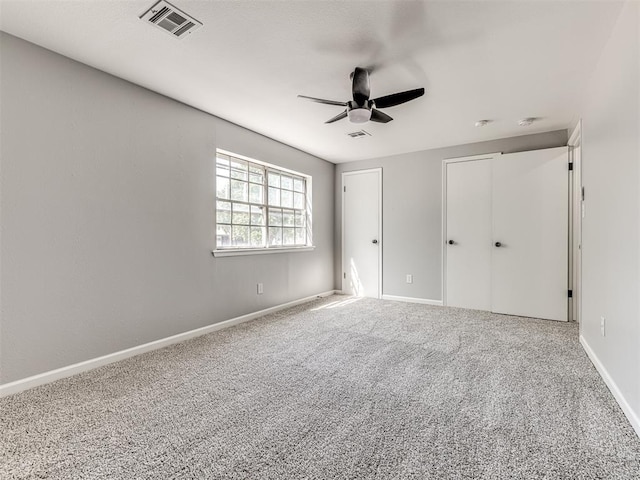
[298,67,425,125]
[348,107,372,124]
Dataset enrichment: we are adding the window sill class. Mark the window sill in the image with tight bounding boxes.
[212,246,315,257]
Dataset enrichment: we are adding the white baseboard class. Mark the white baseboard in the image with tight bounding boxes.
[0,290,337,398]
[381,294,443,306]
[580,335,640,438]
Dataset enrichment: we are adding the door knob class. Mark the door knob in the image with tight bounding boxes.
[448,240,455,245]
[495,242,502,247]
[372,239,378,244]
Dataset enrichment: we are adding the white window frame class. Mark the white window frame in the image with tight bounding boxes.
[212,149,314,257]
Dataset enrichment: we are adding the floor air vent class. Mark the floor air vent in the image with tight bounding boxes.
[140,1,202,38]
[347,130,372,139]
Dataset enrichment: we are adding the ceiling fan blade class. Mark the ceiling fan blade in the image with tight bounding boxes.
[298,95,347,106]
[370,109,393,123]
[351,67,370,105]
[325,110,348,124]
[372,88,425,109]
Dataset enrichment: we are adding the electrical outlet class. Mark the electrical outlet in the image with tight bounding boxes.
[406,274,413,284]
[600,316,606,337]
[257,283,264,295]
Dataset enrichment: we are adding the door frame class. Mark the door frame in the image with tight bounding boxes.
[341,168,383,297]
[568,120,583,322]
[442,153,502,306]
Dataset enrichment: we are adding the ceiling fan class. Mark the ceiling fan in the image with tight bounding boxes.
[298,67,425,124]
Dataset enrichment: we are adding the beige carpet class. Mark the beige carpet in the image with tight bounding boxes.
[1,295,639,479]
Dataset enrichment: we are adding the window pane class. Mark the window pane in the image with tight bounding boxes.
[232,203,250,225]
[268,172,280,187]
[269,208,283,226]
[281,190,293,208]
[217,225,231,247]
[230,159,248,180]
[215,151,311,250]
[216,176,230,199]
[251,205,265,225]
[231,180,248,202]
[249,165,264,184]
[217,154,230,168]
[232,225,250,246]
[283,227,295,246]
[249,184,263,204]
[216,200,231,224]
[250,227,265,247]
[281,175,293,190]
[268,187,280,206]
[216,165,230,178]
[269,227,282,246]
[282,209,294,227]
[295,228,306,245]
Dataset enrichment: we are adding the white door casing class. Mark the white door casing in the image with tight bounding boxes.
[569,120,582,323]
[342,169,382,298]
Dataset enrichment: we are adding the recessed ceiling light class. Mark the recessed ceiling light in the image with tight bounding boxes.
[475,119,491,127]
[518,117,537,126]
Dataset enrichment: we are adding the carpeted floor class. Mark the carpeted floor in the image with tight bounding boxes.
[1,295,639,479]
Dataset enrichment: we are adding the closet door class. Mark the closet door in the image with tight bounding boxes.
[491,147,569,321]
[445,158,492,311]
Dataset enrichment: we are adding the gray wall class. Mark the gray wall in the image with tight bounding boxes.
[334,130,568,300]
[0,33,334,384]
[579,1,639,430]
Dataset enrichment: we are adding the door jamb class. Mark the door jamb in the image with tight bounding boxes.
[568,120,582,323]
[341,168,383,298]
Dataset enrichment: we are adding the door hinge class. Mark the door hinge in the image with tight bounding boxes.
[568,162,574,171]
[582,187,585,201]
[568,289,573,298]
[344,186,346,192]
[343,272,346,279]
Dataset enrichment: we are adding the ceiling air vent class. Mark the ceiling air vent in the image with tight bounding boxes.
[140,1,202,39]
[347,130,372,139]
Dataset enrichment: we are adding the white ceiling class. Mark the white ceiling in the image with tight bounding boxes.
[0,0,624,163]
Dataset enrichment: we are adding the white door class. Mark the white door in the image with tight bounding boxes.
[343,169,381,297]
[445,159,493,310]
[491,147,569,321]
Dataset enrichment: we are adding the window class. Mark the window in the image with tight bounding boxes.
[215,150,311,251]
